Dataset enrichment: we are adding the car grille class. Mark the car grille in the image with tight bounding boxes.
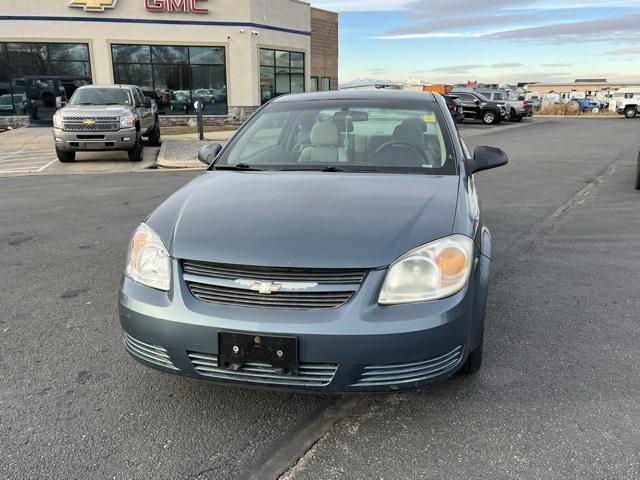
[188,351,337,387]
[124,332,179,371]
[182,260,367,309]
[63,116,120,132]
[352,345,463,387]
[183,260,367,284]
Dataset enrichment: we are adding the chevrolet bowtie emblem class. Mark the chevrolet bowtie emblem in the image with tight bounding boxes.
[68,0,117,12]
[83,118,97,126]
[250,281,282,295]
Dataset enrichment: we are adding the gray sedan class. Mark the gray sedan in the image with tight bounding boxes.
[119,90,508,393]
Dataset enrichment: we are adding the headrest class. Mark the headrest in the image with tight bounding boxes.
[310,122,340,146]
[393,117,426,145]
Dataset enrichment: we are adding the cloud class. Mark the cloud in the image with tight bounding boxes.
[490,62,524,68]
[430,64,484,73]
[384,14,537,36]
[605,47,640,55]
[542,63,573,67]
[487,14,640,42]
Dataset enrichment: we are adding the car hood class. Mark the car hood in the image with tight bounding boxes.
[155,171,460,269]
[60,105,133,116]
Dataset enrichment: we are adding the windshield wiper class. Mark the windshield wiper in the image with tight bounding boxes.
[214,163,262,171]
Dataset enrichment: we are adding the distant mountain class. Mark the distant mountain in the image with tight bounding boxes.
[339,78,403,89]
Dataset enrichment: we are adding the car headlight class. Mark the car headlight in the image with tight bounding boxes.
[120,115,136,129]
[125,223,171,291]
[379,235,475,305]
[53,113,63,129]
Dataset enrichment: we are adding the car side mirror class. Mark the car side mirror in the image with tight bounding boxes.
[198,143,222,165]
[144,98,152,108]
[474,99,480,105]
[55,96,65,109]
[469,146,508,174]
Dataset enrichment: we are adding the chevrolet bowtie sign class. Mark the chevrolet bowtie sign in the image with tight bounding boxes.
[68,0,117,12]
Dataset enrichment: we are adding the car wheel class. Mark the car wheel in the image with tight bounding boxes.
[482,111,496,125]
[148,121,162,147]
[128,133,144,163]
[512,114,523,122]
[635,152,640,190]
[460,339,483,375]
[56,149,75,163]
[625,107,637,119]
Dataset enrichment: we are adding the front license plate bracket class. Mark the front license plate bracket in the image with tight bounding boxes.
[218,332,299,375]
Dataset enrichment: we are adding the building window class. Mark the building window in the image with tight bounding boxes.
[310,77,319,92]
[321,77,331,92]
[260,48,305,104]
[111,44,227,116]
[0,42,92,116]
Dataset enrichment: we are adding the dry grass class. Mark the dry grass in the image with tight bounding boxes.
[161,125,238,136]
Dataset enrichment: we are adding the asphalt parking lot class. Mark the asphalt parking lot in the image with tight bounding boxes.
[1,118,640,479]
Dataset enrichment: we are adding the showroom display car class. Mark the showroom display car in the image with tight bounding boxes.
[119,90,508,393]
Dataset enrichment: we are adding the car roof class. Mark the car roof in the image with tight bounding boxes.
[77,84,136,90]
[271,90,438,104]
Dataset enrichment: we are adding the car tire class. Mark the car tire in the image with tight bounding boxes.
[625,107,637,119]
[635,152,640,190]
[460,339,483,375]
[482,111,496,125]
[148,121,162,147]
[56,149,75,163]
[128,133,144,163]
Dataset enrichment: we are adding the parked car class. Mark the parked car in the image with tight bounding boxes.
[636,152,640,190]
[119,90,508,393]
[478,89,532,122]
[613,89,640,118]
[450,91,508,124]
[52,84,161,163]
[0,93,26,114]
[444,94,465,122]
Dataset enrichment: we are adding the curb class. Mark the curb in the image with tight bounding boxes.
[156,139,206,169]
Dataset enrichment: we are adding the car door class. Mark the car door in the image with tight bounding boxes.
[134,88,154,131]
[457,93,479,118]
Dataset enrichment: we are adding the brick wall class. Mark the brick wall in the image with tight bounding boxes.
[310,7,339,90]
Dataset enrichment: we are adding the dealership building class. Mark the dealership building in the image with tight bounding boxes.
[0,0,338,126]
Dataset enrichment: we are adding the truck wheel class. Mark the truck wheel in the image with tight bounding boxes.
[635,153,640,190]
[128,134,144,163]
[148,121,162,147]
[56,149,75,163]
[625,107,637,119]
[482,111,496,125]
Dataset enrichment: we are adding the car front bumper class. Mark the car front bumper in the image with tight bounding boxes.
[119,254,490,393]
[53,127,137,151]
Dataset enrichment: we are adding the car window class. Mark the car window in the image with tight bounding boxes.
[219,99,456,175]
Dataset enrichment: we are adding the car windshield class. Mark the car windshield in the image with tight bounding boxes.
[215,99,455,175]
[70,88,131,106]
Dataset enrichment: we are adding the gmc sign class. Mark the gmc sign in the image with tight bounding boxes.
[144,0,208,13]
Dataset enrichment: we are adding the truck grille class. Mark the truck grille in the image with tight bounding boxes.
[182,260,367,309]
[63,116,120,132]
[188,351,337,387]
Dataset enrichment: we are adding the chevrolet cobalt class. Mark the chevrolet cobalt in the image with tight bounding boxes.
[119,91,508,392]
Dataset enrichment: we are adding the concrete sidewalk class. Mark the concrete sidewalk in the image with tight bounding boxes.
[157,130,236,169]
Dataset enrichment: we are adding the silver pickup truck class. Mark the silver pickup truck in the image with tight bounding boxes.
[52,85,161,163]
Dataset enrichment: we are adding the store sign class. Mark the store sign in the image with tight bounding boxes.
[144,0,208,14]
[68,0,117,12]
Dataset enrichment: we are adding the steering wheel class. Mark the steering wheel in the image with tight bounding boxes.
[373,141,429,165]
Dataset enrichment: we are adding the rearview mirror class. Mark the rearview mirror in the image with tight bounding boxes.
[198,143,222,165]
[469,146,508,174]
[333,111,368,122]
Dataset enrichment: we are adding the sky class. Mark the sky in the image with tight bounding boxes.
[309,0,640,85]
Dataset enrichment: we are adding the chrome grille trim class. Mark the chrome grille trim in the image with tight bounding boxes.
[188,352,337,387]
[187,282,353,309]
[124,333,179,371]
[62,116,120,132]
[352,346,463,387]
[182,260,367,285]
